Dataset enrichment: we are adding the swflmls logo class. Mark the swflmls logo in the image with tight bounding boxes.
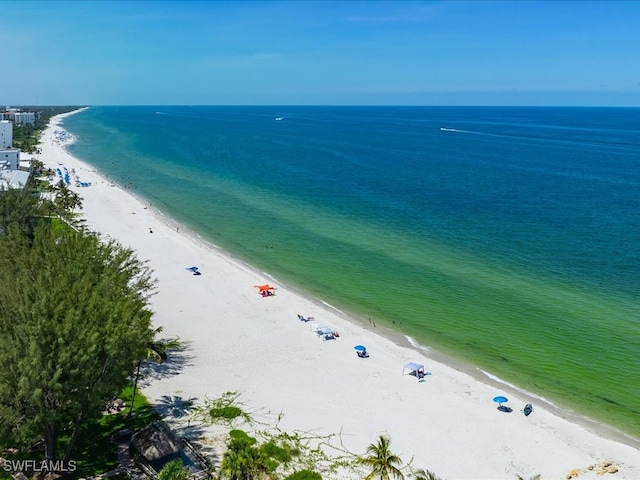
[2,459,77,472]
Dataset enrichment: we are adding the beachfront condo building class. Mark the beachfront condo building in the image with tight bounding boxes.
[10,111,36,124]
[1,108,36,125]
[0,120,12,148]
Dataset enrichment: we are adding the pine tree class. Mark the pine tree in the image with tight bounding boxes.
[0,223,156,463]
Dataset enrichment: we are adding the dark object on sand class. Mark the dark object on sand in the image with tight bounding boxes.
[497,405,513,413]
[523,403,533,416]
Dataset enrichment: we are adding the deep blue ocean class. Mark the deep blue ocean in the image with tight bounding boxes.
[63,106,640,438]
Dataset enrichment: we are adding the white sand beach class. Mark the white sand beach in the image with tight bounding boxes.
[39,111,640,479]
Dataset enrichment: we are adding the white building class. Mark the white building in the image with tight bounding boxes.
[0,120,12,148]
[0,168,30,190]
[0,148,20,170]
[10,111,36,124]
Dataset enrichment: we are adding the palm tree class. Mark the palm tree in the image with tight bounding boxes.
[360,434,405,480]
[218,430,263,480]
[411,468,442,480]
[128,326,181,416]
[158,458,191,480]
[50,179,83,218]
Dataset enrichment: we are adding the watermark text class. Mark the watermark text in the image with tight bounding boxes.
[2,459,77,473]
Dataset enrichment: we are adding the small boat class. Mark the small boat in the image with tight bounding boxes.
[275,117,284,121]
[523,403,533,416]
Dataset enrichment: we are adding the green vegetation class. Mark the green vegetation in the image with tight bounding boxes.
[218,429,326,480]
[0,222,155,462]
[194,391,256,426]
[411,468,444,480]
[358,435,443,480]
[284,471,323,480]
[360,435,405,480]
[46,179,83,221]
[0,181,159,475]
[157,458,191,480]
[0,183,43,237]
[194,393,349,479]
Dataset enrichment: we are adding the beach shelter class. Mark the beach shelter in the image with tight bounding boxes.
[316,326,335,341]
[403,362,425,377]
[255,284,276,296]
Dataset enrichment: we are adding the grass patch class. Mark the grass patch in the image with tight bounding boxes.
[194,391,255,426]
[209,405,242,421]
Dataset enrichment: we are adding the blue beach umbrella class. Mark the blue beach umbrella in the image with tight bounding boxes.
[493,396,508,405]
[354,345,367,352]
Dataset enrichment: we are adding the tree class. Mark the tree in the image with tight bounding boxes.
[48,179,83,220]
[129,327,181,417]
[0,223,156,465]
[218,430,281,480]
[0,184,46,237]
[411,468,443,480]
[360,435,405,480]
[219,430,263,480]
[158,459,191,480]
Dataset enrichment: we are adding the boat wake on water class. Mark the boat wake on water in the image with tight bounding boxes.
[440,127,476,134]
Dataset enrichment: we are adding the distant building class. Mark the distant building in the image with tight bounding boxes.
[10,111,36,124]
[1,108,36,125]
[0,120,12,148]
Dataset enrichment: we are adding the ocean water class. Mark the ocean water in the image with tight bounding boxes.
[63,106,640,438]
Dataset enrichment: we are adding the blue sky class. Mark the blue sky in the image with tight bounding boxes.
[2,0,639,106]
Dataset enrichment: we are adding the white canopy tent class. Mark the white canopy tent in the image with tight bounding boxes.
[316,326,335,341]
[403,362,425,377]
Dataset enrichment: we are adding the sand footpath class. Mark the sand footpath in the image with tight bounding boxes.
[38,110,640,479]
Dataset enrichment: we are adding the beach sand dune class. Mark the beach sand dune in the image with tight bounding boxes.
[38,111,640,479]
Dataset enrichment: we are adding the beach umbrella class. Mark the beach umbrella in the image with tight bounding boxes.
[354,345,367,352]
[493,396,509,405]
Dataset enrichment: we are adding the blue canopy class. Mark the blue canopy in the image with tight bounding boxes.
[354,345,367,352]
[493,396,508,404]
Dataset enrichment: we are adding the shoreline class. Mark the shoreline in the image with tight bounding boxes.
[39,109,640,479]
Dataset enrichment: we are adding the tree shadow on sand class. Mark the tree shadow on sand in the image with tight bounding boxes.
[155,395,198,419]
[138,343,194,388]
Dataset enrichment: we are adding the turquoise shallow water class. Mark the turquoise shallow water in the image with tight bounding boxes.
[63,106,640,438]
